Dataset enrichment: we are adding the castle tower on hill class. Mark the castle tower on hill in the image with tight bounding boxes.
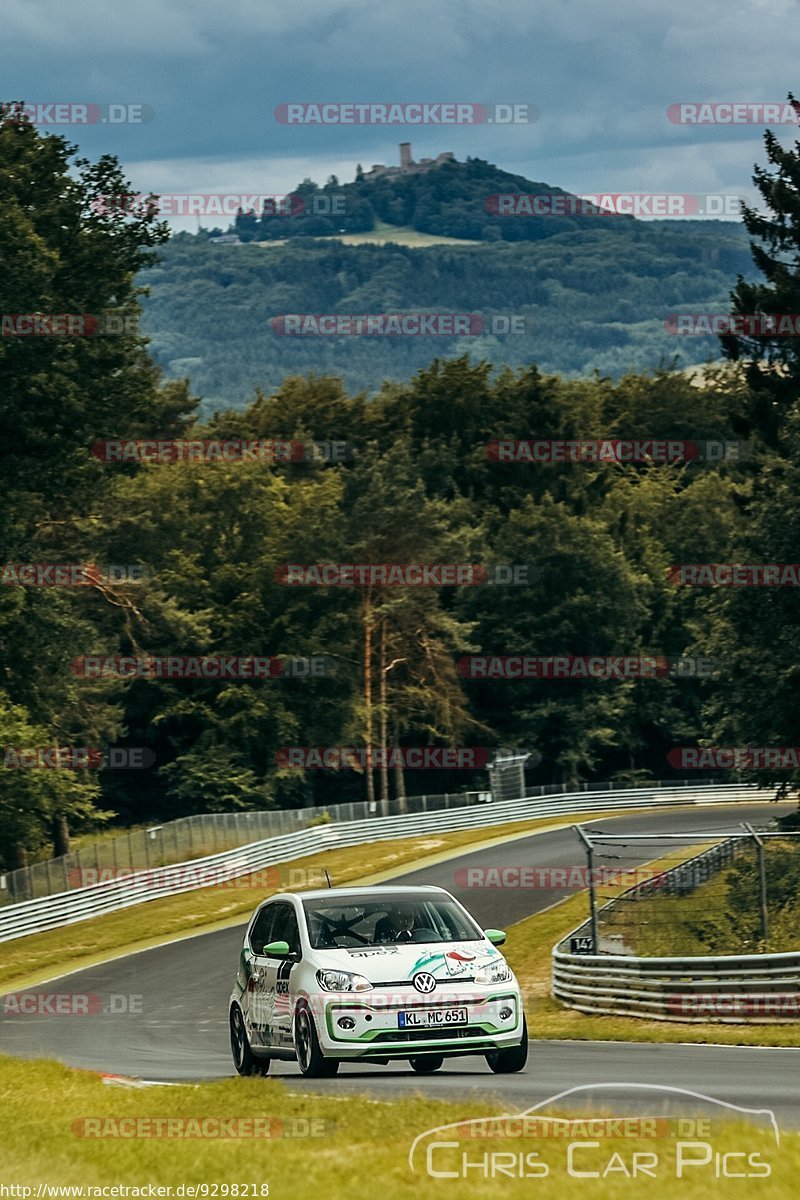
[364,144,455,181]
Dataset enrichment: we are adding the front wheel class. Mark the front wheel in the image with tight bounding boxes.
[230,1005,269,1076]
[485,1016,528,1074]
[295,1003,339,1077]
[409,1055,444,1074]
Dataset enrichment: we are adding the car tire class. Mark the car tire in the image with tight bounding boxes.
[409,1055,444,1073]
[230,1005,270,1076]
[295,1002,339,1077]
[485,1015,528,1074]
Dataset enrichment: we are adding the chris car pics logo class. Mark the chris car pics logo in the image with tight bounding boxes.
[409,1084,780,1180]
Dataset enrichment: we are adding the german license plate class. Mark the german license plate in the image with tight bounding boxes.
[398,1007,468,1028]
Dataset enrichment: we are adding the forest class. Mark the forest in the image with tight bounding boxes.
[2,113,799,870]
[143,220,754,410]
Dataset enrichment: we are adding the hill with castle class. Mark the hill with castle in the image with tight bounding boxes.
[226,147,630,244]
[360,141,456,180]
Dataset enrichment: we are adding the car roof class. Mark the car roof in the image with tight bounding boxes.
[266,885,449,902]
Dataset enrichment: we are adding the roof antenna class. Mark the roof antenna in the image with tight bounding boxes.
[324,868,332,888]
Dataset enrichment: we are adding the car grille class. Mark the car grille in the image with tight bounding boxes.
[371,978,477,988]
[372,1027,489,1043]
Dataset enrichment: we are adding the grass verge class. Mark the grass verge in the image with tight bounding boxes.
[0,809,627,990]
[503,845,800,1047]
[614,838,800,957]
[0,1053,793,1197]
[5,811,799,1047]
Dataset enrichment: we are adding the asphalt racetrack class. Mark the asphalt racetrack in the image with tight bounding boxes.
[2,802,799,1124]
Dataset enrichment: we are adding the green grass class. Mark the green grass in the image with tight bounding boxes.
[5,811,799,1047]
[258,219,482,248]
[610,839,800,957]
[502,845,800,1047]
[0,809,627,990]
[0,1054,794,1198]
[609,868,739,957]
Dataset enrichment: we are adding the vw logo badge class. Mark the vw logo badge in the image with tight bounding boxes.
[413,972,437,994]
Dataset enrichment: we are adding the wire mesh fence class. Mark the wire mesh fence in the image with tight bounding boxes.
[0,776,715,907]
[567,825,800,956]
[597,838,746,954]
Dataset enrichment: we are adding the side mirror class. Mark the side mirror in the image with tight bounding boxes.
[262,939,291,957]
[485,928,507,947]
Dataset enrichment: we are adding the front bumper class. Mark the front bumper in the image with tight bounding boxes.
[317,986,523,1059]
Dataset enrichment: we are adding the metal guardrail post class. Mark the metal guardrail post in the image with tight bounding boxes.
[0,784,776,940]
[551,829,800,1022]
[742,821,769,943]
[0,779,763,901]
[574,825,599,952]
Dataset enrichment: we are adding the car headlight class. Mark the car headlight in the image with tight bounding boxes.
[474,960,513,985]
[316,969,373,992]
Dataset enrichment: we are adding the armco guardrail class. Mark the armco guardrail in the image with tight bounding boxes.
[0,777,722,906]
[552,836,800,1023]
[0,783,771,944]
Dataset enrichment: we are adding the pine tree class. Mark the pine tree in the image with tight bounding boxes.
[721,94,800,443]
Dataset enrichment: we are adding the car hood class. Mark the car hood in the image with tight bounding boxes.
[310,940,504,984]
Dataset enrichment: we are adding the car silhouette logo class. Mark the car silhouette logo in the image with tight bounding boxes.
[413,972,437,994]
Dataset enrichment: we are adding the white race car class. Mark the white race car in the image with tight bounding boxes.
[229,885,528,1077]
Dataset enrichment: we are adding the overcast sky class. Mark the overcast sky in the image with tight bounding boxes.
[4,0,799,226]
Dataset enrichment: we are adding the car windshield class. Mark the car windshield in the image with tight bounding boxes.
[302,893,484,949]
